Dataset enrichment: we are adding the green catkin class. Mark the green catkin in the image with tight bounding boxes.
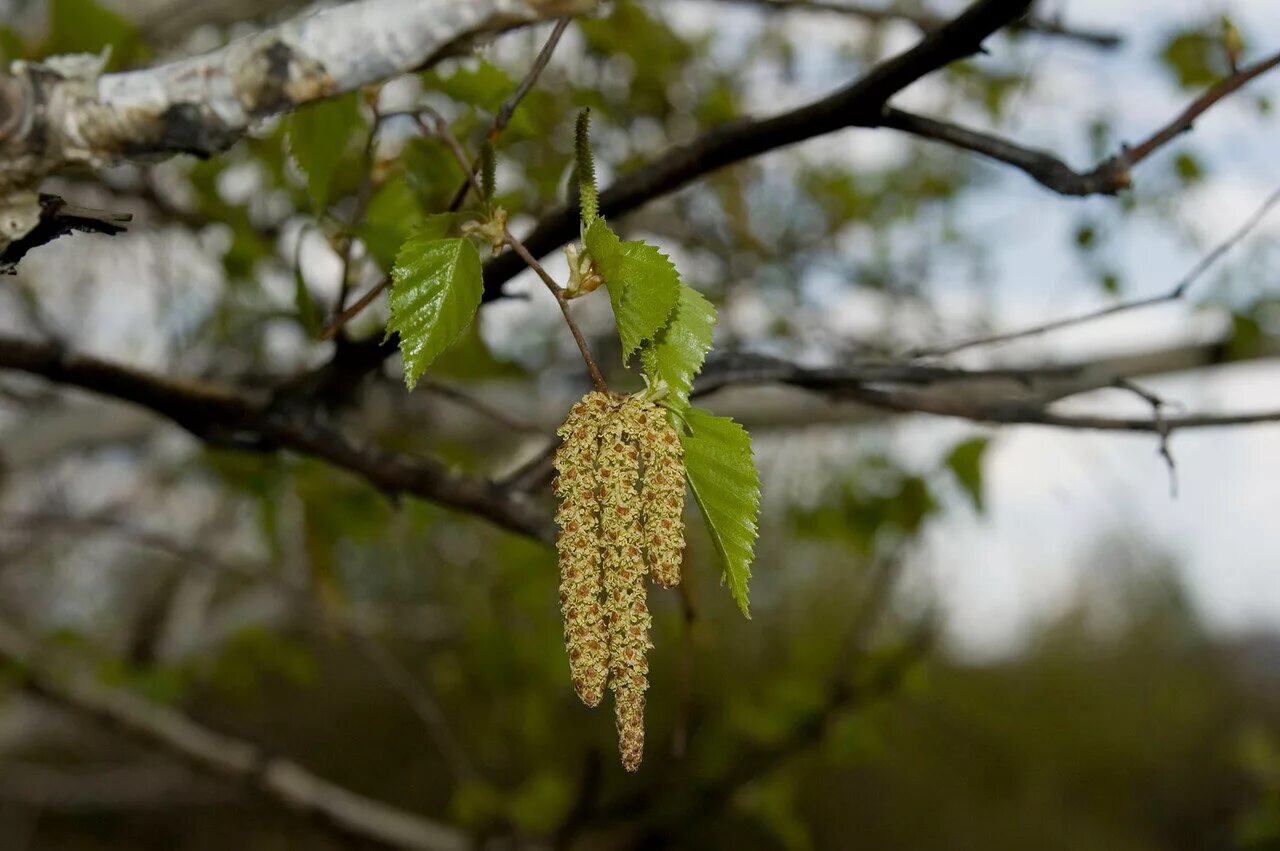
[553,392,614,707]
[627,400,685,588]
[479,140,496,201]
[574,109,598,227]
[599,407,650,772]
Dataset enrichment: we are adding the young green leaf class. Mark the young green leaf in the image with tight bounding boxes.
[386,235,483,390]
[286,93,364,209]
[641,284,716,410]
[681,407,760,618]
[583,218,680,362]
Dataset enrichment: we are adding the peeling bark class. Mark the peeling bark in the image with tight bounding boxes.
[0,0,595,252]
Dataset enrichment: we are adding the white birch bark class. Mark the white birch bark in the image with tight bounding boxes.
[0,0,595,241]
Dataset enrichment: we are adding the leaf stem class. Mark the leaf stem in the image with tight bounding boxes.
[421,111,609,393]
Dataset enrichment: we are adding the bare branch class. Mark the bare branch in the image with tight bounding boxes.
[882,48,1280,196]
[0,621,470,851]
[0,336,551,542]
[911,181,1280,357]
[706,0,1122,49]
[841,383,1280,432]
[447,16,574,211]
[475,0,1036,302]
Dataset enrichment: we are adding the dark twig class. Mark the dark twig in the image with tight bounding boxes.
[911,182,1280,357]
[447,17,573,211]
[330,88,386,336]
[474,0,1034,303]
[418,378,544,435]
[0,335,550,542]
[320,274,391,342]
[1121,49,1280,173]
[672,555,699,760]
[882,48,1280,197]
[1113,378,1177,495]
[709,0,1122,49]
[840,383,1280,432]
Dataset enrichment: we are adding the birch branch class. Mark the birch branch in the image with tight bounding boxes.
[0,0,595,247]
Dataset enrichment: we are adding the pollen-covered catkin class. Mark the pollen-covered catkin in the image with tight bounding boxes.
[598,410,651,772]
[625,399,685,588]
[553,392,614,707]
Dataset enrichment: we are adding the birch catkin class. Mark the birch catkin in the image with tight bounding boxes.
[553,392,613,707]
[629,400,685,588]
[553,393,686,772]
[600,403,649,772]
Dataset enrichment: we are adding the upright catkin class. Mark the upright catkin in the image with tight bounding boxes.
[629,400,685,587]
[599,405,650,772]
[553,392,614,707]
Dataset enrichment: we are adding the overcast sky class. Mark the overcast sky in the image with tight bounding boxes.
[905,0,1280,653]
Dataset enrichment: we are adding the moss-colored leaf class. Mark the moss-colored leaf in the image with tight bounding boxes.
[583,218,680,362]
[681,407,760,618]
[1159,29,1226,89]
[386,236,483,389]
[641,284,716,410]
[945,437,990,513]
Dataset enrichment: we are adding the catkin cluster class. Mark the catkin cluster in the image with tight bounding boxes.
[553,392,686,772]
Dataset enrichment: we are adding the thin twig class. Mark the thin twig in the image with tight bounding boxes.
[422,111,609,393]
[418,378,545,435]
[842,382,1280,432]
[1113,378,1177,496]
[321,19,573,342]
[911,182,1280,358]
[331,88,386,335]
[1121,50,1280,174]
[447,17,573,211]
[882,49,1280,197]
[706,0,1122,48]
[320,275,390,341]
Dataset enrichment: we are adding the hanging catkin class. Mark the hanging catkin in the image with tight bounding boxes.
[553,393,686,772]
[553,392,613,707]
[628,399,685,588]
